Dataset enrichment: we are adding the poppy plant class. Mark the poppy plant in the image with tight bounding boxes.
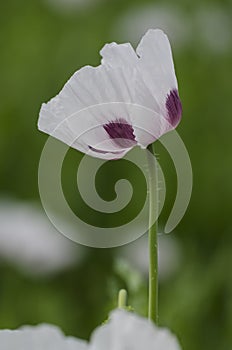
[38,28,182,325]
[38,29,182,160]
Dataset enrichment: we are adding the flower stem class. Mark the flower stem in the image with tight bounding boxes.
[147,143,158,324]
[118,289,127,309]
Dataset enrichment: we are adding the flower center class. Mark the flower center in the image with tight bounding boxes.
[103,118,136,148]
[166,89,182,127]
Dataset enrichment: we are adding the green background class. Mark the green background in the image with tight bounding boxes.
[0,0,232,349]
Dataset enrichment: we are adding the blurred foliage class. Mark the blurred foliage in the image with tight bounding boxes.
[0,0,232,349]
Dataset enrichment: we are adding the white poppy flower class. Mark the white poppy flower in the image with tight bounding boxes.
[38,29,182,160]
[0,310,182,350]
[0,200,84,276]
[0,324,87,350]
[90,310,182,350]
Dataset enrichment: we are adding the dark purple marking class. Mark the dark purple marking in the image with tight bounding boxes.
[103,118,136,148]
[166,89,182,127]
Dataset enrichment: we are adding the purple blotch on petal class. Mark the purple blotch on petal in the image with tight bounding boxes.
[166,89,182,127]
[103,118,136,148]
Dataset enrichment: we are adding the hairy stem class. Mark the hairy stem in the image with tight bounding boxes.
[147,143,158,324]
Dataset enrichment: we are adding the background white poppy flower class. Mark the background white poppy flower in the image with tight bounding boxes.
[112,4,191,51]
[0,199,84,276]
[0,324,88,350]
[89,310,182,350]
[0,310,181,350]
[38,29,182,160]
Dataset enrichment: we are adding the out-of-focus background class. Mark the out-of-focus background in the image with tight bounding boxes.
[0,0,232,349]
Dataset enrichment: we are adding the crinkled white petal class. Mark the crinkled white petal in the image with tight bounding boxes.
[0,324,87,350]
[136,30,178,132]
[100,42,138,68]
[99,41,168,147]
[90,310,182,350]
[136,29,177,89]
[100,29,178,110]
[38,29,180,158]
[39,65,139,158]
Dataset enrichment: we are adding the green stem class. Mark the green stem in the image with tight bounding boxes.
[147,143,158,324]
[118,289,127,309]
